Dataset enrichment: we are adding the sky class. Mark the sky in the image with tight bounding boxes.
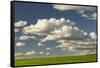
[14,2,97,59]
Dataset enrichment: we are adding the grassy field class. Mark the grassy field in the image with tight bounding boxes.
[15,54,97,66]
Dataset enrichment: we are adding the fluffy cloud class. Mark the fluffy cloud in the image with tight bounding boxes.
[15,20,27,28]
[53,5,83,11]
[53,5,96,20]
[15,53,24,56]
[46,52,50,55]
[19,35,36,40]
[37,42,44,47]
[22,18,88,43]
[39,51,44,55]
[15,50,36,56]
[16,42,26,47]
[22,19,55,34]
[15,28,19,33]
[81,13,89,18]
[25,50,35,55]
[79,11,97,20]
[21,18,96,55]
[40,25,87,42]
[40,35,58,42]
[89,32,96,40]
[46,48,51,50]
[22,18,89,43]
[56,39,96,54]
[53,5,94,11]
[89,12,97,20]
[22,18,75,35]
[52,26,87,39]
[75,50,96,55]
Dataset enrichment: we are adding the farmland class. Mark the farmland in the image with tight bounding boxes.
[15,54,97,66]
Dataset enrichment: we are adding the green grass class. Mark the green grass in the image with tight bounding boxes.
[15,54,97,66]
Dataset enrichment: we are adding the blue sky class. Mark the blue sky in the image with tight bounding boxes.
[15,2,96,32]
[14,2,97,58]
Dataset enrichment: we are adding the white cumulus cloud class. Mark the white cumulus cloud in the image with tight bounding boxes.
[20,18,96,55]
[46,52,50,56]
[53,4,96,20]
[23,18,88,43]
[89,12,97,20]
[37,42,44,47]
[15,28,19,33]
[40,24,87,42]
[56,39,96,54]
[89,32,96,40]
[16,42,26,47]
[19,35,36,40]
[53,5,84,11]
[22,18,75,35]
[79,11,97,20]
[15,53,24,56]
[25,50,35,55]
[46,48,51,50]
[15,20,27,28]
[53,5,94,11]
[39,51,44,55]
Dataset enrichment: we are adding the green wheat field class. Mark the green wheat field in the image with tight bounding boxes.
[15,54,97,66]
